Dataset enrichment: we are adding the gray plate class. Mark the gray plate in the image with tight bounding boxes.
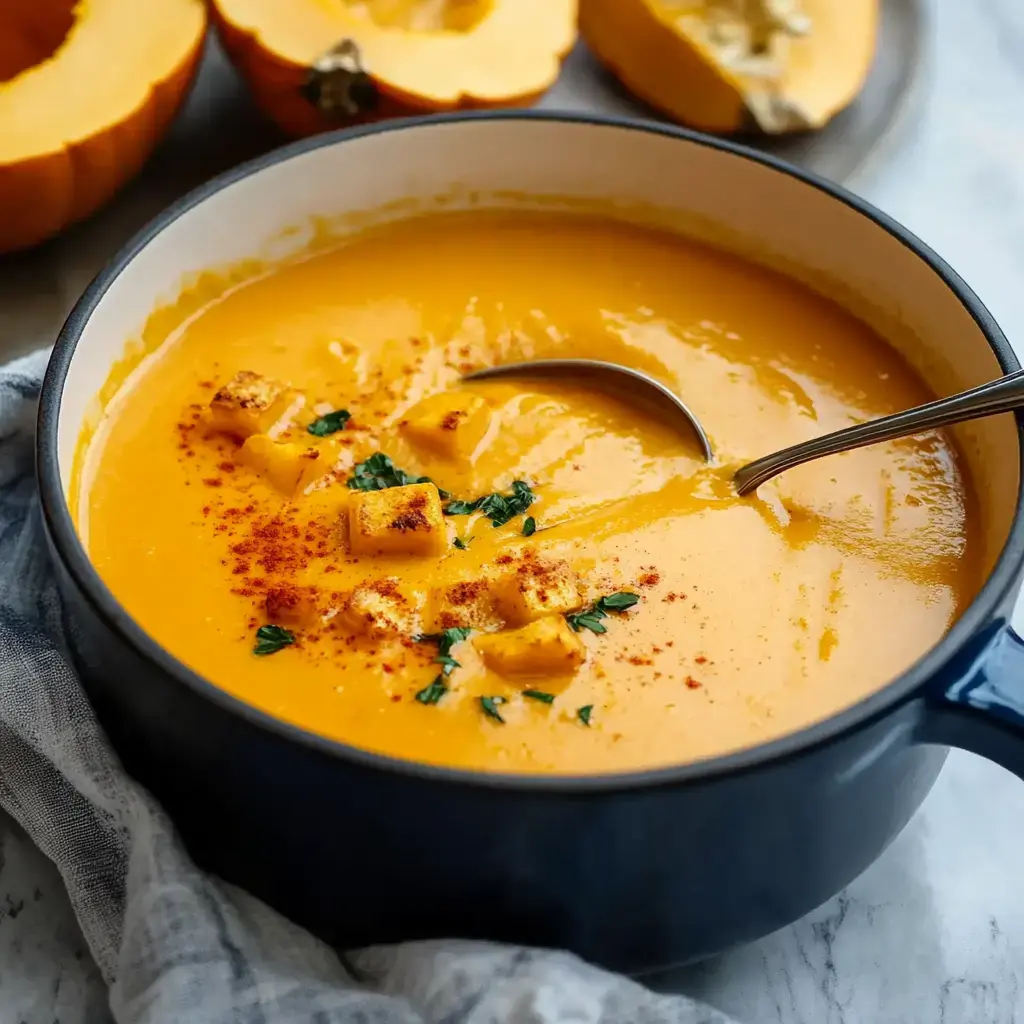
[0,0,925,359]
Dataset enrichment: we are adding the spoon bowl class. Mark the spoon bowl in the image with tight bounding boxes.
[465,359,1024,495]
[464,359,714,462]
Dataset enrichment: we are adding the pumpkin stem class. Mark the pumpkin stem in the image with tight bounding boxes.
[301,40,379,119]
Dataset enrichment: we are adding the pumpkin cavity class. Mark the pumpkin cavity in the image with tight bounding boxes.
[0,0,78,84]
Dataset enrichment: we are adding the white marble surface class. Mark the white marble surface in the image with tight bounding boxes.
[2,2,1024,1021]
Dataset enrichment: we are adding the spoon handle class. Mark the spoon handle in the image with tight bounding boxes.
[734,368,1024,496]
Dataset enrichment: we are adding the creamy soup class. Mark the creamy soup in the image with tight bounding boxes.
[79,211,979,773]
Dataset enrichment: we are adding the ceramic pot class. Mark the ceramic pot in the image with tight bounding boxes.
[38,113,1024,971]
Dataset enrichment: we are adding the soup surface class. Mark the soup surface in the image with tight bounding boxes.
[80,211,979,773]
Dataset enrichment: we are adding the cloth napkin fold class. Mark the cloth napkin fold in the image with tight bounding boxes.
[0,349,737,1024]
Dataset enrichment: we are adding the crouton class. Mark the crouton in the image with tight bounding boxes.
[474,617,585,680]
[347,482,447,557]
[428,572,505,632]
[207,371,303,439]
[240,435,346,496]
[400,391,491,461]
[497,555,584,625]
[338,578,423,637]
[264,585,324,629]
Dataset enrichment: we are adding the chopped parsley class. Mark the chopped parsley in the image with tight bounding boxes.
[522,689,555,704]
[597,592,641,611]
[577,704,594,726]
[416,626,472,651]
[253,624,296,656]
[566,591,641,635]
[415,627,472,679]
[348,452,449,498]
[453,537,471,550]
[443,480,536,528]
[480,695,507,723]
[307,409,350,436]
[415,676,448,705]
[522,516,537,537]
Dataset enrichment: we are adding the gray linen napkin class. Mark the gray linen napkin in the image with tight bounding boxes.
[0,349,737,1024]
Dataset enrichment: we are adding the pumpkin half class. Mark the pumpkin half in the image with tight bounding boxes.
[580,0,879,134]
[211,0,578,138]
[0,0,206,254]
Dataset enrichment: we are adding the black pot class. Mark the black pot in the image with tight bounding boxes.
[38,113,1024,972]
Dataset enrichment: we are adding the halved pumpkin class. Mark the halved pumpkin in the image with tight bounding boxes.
[211,0,578,138]
[580,0,879,134]
[0,0,206,254]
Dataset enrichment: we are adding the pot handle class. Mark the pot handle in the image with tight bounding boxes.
[919,621,1024,777]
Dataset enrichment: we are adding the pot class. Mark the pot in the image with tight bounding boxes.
[37,113,1024,972]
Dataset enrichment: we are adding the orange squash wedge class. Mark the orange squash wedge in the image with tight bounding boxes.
[0,0,206,255]
[580,0,879,134]
[211,0,578,138]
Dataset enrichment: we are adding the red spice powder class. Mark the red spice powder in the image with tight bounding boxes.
[449,581,486,606]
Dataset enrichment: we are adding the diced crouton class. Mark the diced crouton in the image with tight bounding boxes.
[265,585,324,628]
[428,572,505,632]
[338,578,423,637]
[400,391,491,461]
[348,482,447,557]
[474,617,585,680]
[497,556,584,626]
[240,435,345,496]
[207,371,304,439]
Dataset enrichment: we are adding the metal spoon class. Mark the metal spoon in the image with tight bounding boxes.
[464,359,1024,496]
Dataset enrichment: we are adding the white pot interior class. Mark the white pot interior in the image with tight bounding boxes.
[58,117,1019,583]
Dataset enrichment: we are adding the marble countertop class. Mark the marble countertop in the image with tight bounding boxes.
[2,1,1024,1021]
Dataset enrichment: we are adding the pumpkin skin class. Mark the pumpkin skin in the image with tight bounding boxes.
[211,0,577,139]
[580,0,879,135]
[0,0,206,255]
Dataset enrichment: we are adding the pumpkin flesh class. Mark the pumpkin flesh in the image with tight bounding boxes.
[212,0,577,137]
[580,0,879,134]
[0,0,206,253]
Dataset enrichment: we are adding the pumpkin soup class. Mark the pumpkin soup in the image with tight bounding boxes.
[79,211,979,773]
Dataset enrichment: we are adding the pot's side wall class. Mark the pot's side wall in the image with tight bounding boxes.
[51,521,946,969]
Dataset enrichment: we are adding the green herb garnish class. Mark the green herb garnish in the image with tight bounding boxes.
[597,592,641,611]
[566,591,641,635]
[444,499,479,516]
[522,689,555,704]
[522,516,536,537]
[415,627,472,678]
[348,452,449,498]
[253,624,296,656]
[453,537,471,550]
[444,480,536,528]
[568,613,607,634]
[307,409,350,436]
[416,627,472,651]
[577,704,594,726]
[480,696,507,723]
[415,676,448,705]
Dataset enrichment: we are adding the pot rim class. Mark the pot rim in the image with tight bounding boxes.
[37,109,1024,794]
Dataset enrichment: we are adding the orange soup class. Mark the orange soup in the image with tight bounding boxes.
[78,211,979,772]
